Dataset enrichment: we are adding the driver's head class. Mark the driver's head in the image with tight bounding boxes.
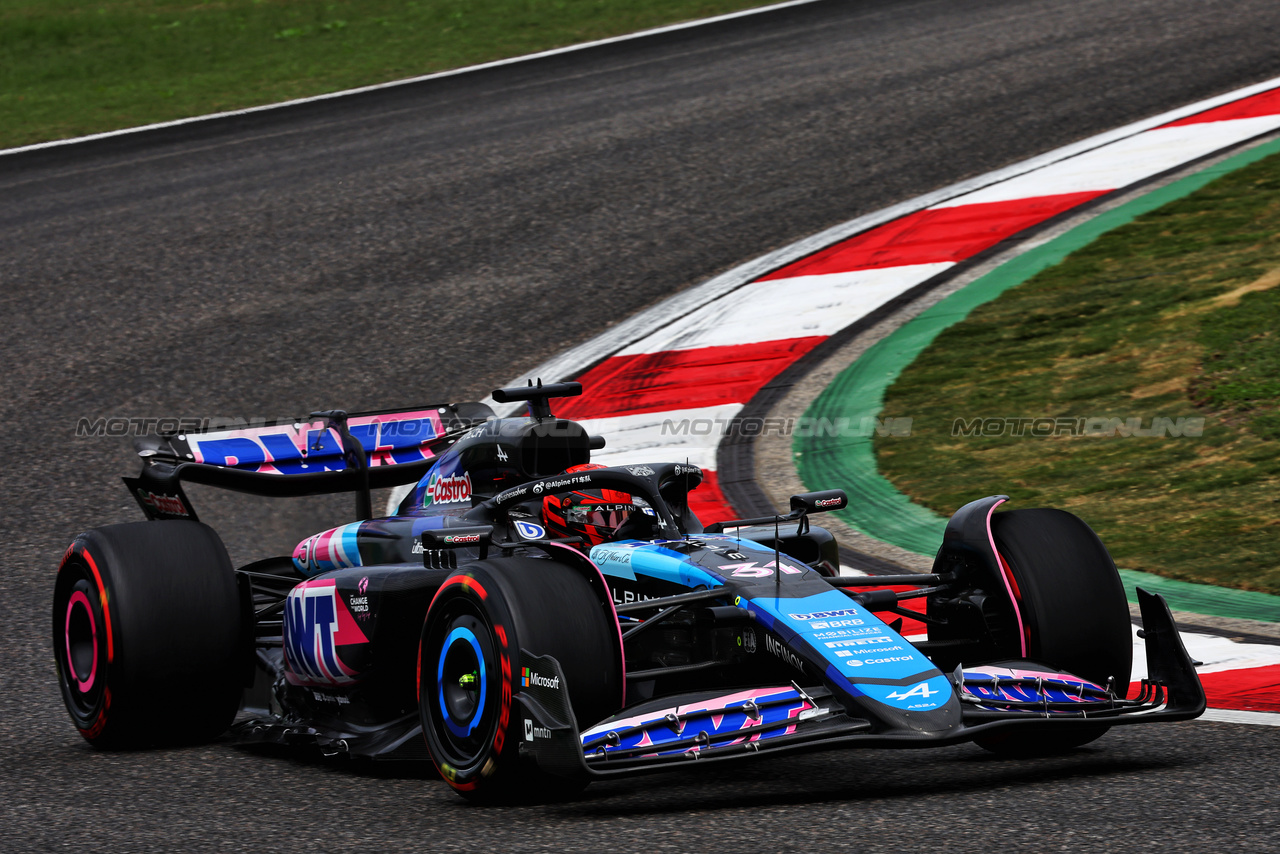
[542,464,652,546]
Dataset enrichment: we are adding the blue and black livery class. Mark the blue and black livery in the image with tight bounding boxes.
[51,380,1206,801]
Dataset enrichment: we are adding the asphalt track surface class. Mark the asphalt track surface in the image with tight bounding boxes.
[5,0,1280,850]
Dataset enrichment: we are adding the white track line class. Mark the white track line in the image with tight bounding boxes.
[0,0,825,158]
[1131,627,1280,681]
[1199,709,1280,726]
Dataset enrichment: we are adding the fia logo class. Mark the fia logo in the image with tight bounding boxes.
[887,682,938,701]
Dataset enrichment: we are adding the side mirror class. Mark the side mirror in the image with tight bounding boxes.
[789,490,848,515]
[420,525,495,561]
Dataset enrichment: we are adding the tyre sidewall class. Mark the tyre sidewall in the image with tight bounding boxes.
[992,508,1132,689]
[419,566,520,793]
[419,557,622,799]
[52,521,243,748]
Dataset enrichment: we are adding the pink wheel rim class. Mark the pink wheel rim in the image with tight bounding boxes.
[65,590,98,692]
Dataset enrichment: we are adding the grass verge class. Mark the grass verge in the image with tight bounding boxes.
[0,0,784,150]
[875,148,1280,595]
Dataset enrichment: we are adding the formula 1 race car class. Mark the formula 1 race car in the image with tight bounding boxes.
[53,382,1205,802]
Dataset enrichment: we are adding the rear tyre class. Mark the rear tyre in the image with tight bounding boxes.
[419,557,621,803]
[976,508,1132,756]
[52,521,244,748]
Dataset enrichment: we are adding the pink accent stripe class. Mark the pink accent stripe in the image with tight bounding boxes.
[583,686,798,737]
[545,542,627,710]
[759,192,1108,278]
[983,498,1025,657]
[1161,87,1280,128]
[559,337,827,419]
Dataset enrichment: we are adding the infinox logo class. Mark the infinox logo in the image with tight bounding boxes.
[443,533,482,545]
[764,634,805,672]
[137,489,189,517]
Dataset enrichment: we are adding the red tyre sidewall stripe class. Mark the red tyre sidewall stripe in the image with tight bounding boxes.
[76,548,114,663]
[493,623,511,758]
[59,544,115,738]
[422,572,512,792]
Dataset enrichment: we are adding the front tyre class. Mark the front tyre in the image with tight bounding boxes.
[419,558,620,802]
[976,508,1132,755]
[52,521,244,748]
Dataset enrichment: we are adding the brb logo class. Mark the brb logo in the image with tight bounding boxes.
[283,581,367,685]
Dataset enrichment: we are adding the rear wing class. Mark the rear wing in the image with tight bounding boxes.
[124,402,493,522]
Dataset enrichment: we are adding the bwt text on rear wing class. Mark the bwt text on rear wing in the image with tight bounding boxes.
[123,402,493,522]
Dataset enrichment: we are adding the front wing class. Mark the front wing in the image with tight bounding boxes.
[516,588,1206,778]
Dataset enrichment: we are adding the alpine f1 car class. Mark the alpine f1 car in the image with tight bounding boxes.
[54,382,1205,801]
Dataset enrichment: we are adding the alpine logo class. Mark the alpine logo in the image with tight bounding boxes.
[427,471,472,504]
[496,445,509,462]
[521,667,560,689]
[887,682,939,701]
[137,489,189,517]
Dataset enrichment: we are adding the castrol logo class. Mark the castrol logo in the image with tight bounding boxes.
[427,472,472,504]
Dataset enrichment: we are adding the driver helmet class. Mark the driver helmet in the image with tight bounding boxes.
[542,464,653,546]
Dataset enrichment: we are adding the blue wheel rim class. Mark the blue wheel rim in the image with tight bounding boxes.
[437,626,487,739]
